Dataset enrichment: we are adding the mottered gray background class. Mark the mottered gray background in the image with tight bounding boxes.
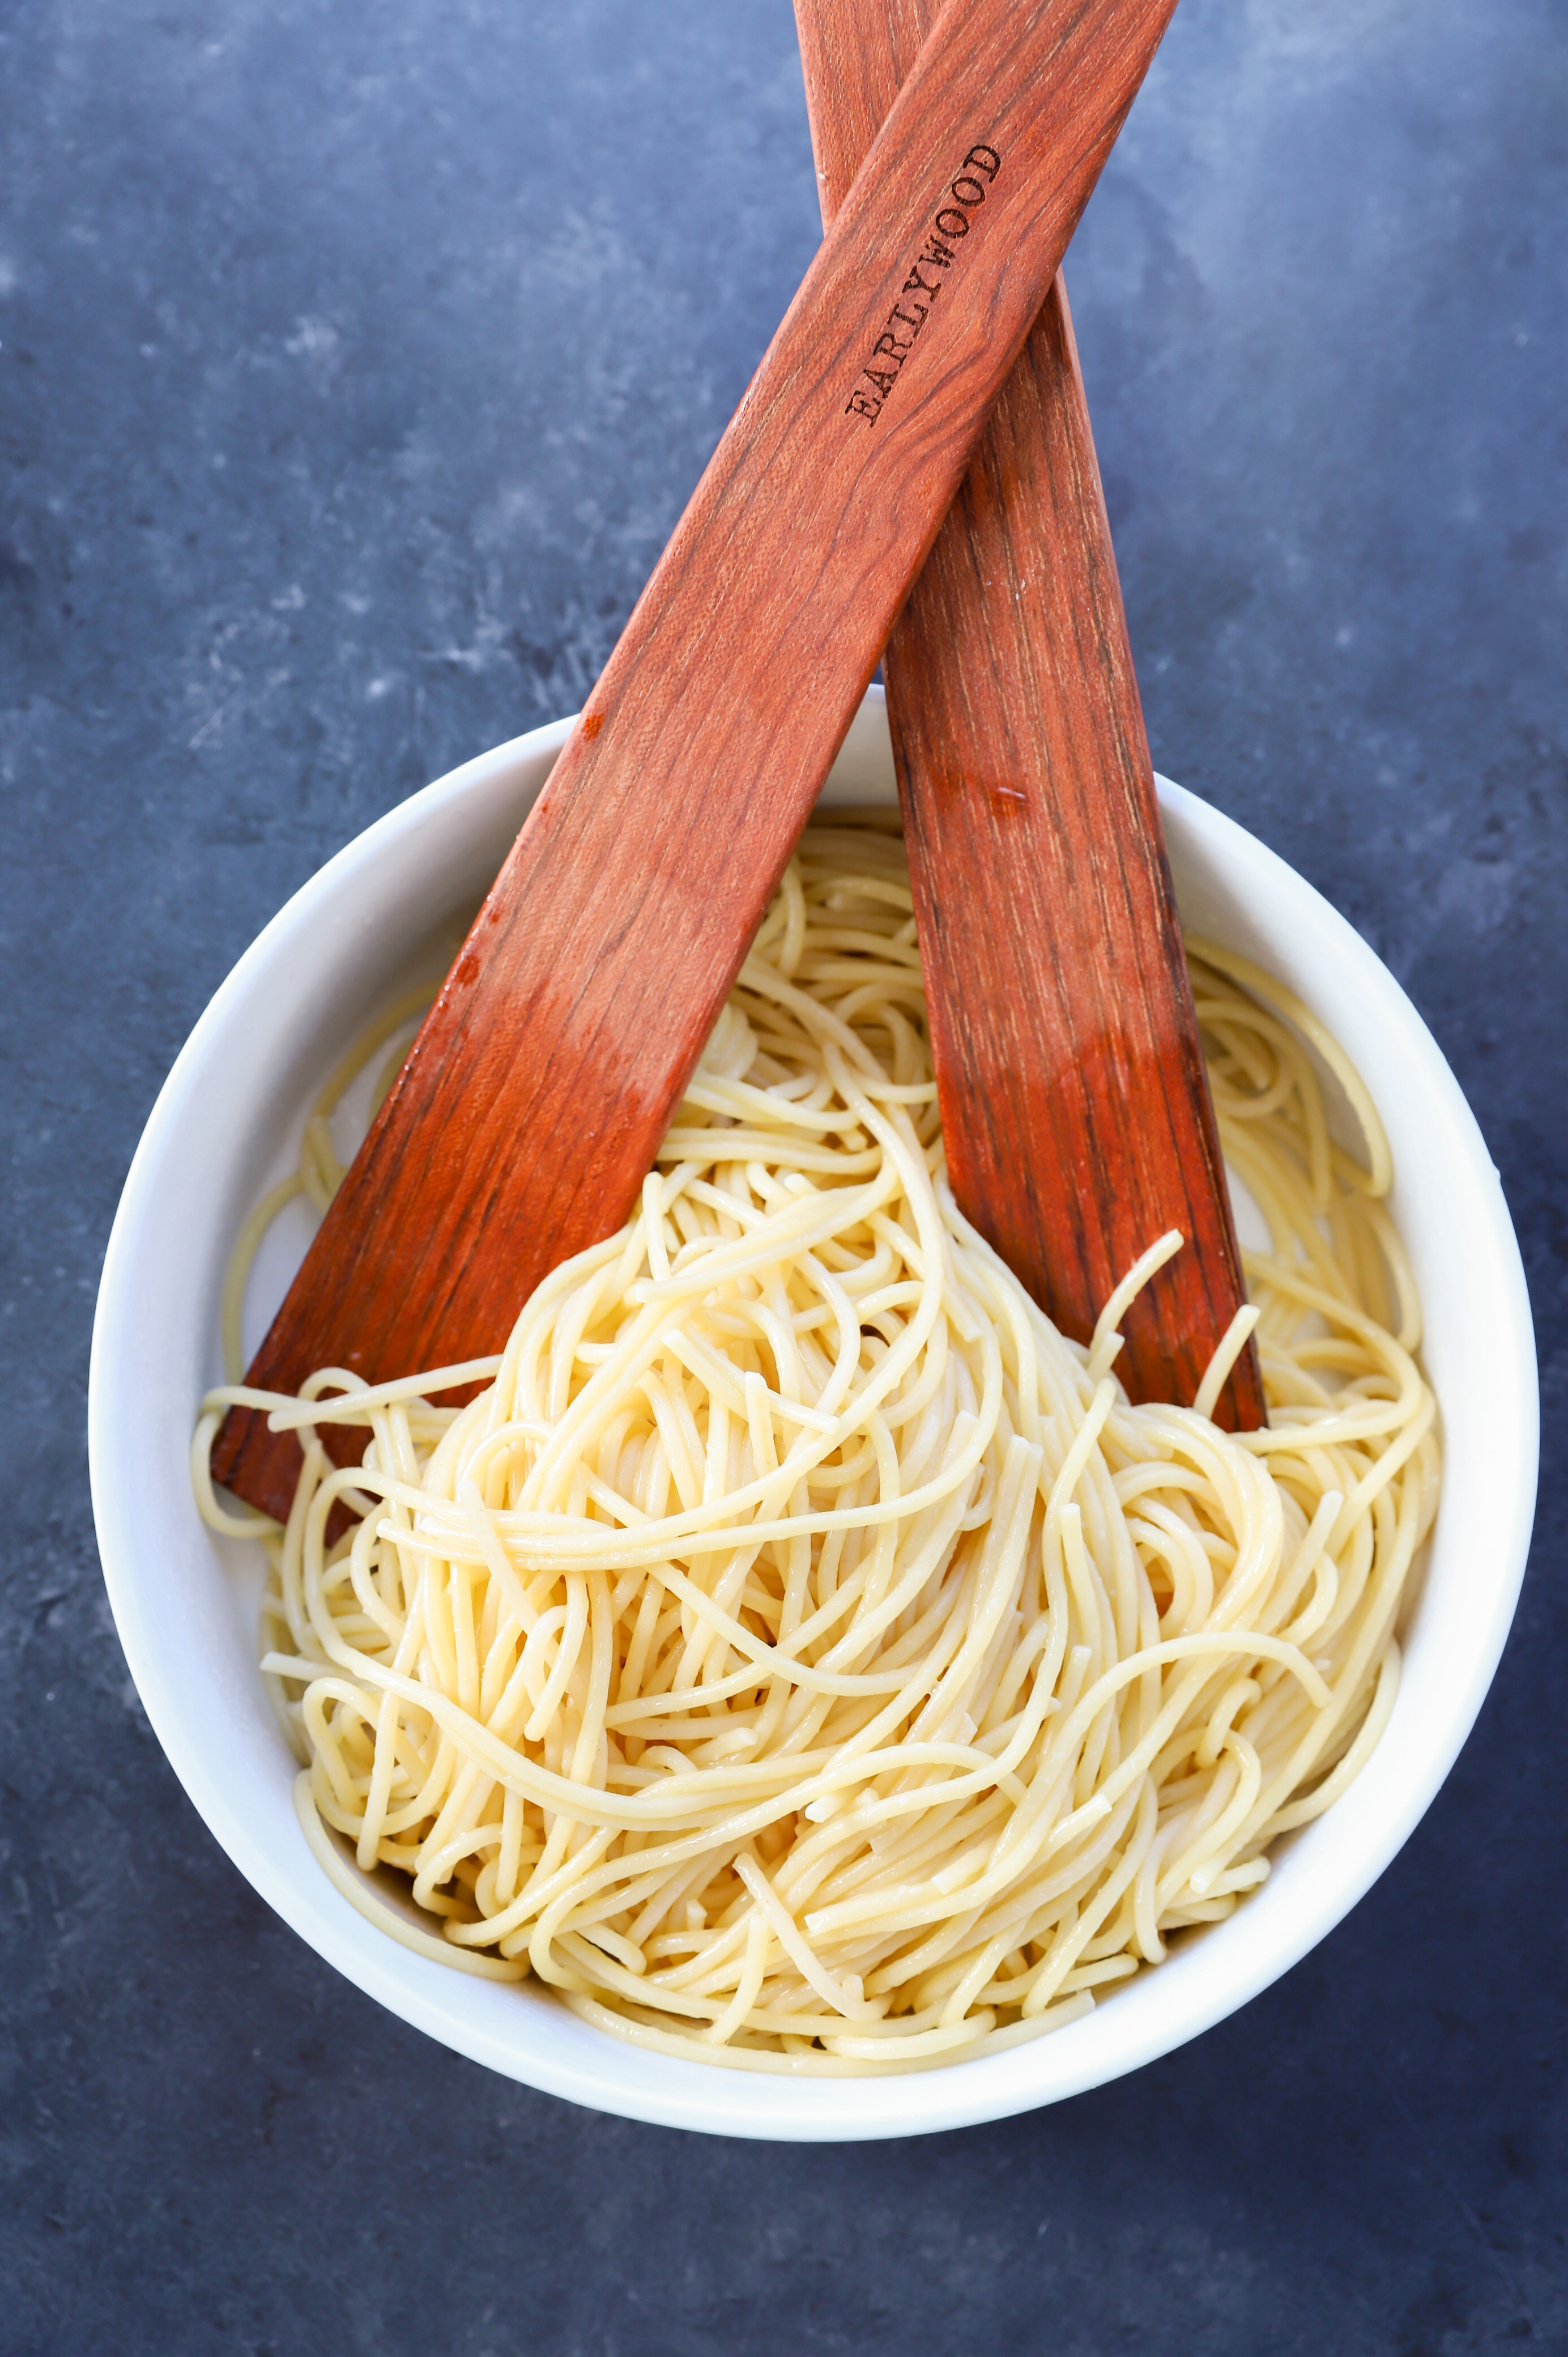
[2,0,1564,2347]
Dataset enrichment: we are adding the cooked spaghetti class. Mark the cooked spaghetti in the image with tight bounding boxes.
[195,812,1439,2074]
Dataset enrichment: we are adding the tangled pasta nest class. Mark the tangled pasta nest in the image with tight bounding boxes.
[198,813,1439,2073]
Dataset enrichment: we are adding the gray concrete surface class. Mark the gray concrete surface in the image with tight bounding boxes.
[2,0,1564,2347]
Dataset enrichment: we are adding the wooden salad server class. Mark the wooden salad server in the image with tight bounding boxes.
[796,0,1265,1431]
[215,0,1185,1521]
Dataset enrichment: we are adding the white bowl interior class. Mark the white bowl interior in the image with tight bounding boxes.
[90,690,1538,2140]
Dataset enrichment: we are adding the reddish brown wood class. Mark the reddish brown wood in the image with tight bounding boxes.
[796,0,1264,1429]
[214,0,1184,1520]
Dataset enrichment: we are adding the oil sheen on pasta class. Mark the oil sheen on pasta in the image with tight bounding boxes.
[195,814,1439,2075]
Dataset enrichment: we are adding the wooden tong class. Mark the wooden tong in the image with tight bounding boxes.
[215,0,1191,1521]
[796,0,1263,1431]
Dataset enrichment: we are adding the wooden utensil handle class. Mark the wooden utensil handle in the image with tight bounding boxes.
[214,0,1182,1518]
[796,0,1265,1428]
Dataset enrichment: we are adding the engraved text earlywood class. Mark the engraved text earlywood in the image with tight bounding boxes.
[844,143,1001,426]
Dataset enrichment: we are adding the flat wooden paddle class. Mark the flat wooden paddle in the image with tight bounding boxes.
[215,0,1184,1520]
[796,0,1265,1429]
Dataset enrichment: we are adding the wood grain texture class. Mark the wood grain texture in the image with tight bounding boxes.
[796,0,1265,1429]
[214,0,1183,1518]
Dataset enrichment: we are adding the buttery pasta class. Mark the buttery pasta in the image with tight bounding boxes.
[195,812,1439,2074]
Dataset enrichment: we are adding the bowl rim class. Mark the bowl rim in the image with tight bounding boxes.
[90,695,1540,2139]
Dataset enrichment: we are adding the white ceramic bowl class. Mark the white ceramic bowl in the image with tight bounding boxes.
[90,690,1538,2141]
